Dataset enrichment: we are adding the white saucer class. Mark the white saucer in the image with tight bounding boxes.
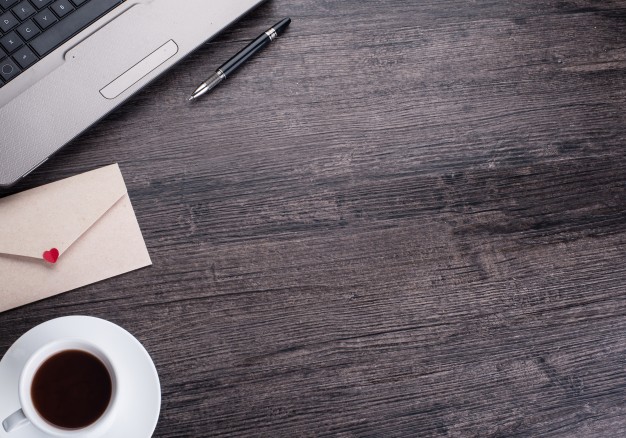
[0,316,160,438]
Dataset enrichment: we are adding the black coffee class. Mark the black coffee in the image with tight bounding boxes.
[31,350,112,429]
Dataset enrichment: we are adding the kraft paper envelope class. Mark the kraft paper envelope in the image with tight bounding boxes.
[0,164,152,312]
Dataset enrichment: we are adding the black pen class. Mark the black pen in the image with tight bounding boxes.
[188,18,291,101]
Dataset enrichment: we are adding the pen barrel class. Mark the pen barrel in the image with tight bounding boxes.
[218,34,271,78]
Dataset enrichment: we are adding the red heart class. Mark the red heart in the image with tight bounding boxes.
[43,248,59,264]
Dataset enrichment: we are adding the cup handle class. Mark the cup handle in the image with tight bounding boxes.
[2,409,29,433]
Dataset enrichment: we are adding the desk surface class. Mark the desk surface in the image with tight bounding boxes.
[2,1,626,436]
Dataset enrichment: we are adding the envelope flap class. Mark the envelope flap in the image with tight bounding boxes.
[0,164,127,260]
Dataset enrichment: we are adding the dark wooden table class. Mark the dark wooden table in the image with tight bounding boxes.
[2,0,626,436]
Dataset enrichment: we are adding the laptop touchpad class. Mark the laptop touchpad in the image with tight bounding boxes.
[99,40,178,99]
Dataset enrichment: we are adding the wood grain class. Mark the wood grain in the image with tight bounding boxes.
[2,0,626,436]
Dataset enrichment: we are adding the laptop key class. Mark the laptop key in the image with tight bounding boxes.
[13,45,37,69]
[71,0,87,6]
[12,1,36,20]
[30,0,121,56]
[0,0,19,11]
[0,11,18,32]
[17,19,41,40]
[30,0,54,9]
[33,8,57,29]
[0,57,20,81]
[50,0,73,18]
[0,47,6,60]
[0,31,23,53]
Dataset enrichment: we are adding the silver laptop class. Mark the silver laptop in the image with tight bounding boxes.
[0,0,264,187]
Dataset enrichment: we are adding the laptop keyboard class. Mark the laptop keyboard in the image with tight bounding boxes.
[0,0,123,88]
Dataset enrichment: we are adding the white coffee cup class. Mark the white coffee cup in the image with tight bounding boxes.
[2,339,119,437]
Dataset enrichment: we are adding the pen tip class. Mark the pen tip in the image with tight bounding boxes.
[188,95,194,101]
[274,17,291,35]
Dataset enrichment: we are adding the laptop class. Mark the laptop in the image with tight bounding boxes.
[0,0,264,187]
